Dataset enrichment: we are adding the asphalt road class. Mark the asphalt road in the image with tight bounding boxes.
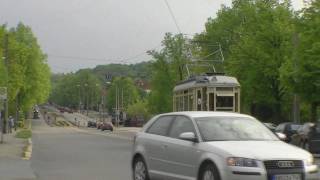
[30,117,320,180]
[31,118,133,180]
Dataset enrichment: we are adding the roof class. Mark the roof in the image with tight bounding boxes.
[173,75,240,92]
[160,111,252,119]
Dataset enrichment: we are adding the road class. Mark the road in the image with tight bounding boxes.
[31,117,133,180]
[30,116,320,180]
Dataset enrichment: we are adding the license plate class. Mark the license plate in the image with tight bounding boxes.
[273,174,301,180]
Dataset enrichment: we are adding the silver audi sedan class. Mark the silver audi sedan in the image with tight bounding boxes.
[131,112,318,180]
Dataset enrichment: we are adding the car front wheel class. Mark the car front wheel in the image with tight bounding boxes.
[199,164,220,180]
[133,157,149,180]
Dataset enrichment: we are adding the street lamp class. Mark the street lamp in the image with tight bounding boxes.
[76,84,81,113]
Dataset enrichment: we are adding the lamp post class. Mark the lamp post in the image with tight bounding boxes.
[84,83,88,115]
[77,84,81,113]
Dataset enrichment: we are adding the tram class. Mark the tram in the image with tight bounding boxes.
[173,73,240,113]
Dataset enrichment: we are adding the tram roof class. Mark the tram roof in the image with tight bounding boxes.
[174,74,240,92]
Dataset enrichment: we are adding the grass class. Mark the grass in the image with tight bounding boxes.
[15,129,32,139]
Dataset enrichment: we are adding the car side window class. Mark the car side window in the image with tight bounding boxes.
[146,116,174,136]
[169,116,195,139]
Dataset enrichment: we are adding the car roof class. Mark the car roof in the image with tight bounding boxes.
[159,111,253,119]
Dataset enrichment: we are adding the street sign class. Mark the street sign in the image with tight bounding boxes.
[0,87,7,100]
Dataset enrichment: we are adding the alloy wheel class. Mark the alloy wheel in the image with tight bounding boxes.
[203,169,215,180]
[134,160,146,180]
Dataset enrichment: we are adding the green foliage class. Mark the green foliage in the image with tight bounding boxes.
[147,33,191,114]
[197,0,296,122]
[15,129,32,139]
[106,77,140,111]
[281,0,320,121]
[127,100,150,120]
[0,23,51,116]
[49,70,101,109]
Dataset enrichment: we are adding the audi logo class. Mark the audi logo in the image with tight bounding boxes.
[277,161,295,168]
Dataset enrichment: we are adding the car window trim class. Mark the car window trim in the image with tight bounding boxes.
[146,115,176,137]
[168,115,199,141]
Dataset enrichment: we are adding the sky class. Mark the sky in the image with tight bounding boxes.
[0,0,304,73]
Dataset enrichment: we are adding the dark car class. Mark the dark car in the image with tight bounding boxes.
[87,121,97,128]
[100,122,113,131]
[124,116,144,127]
[33,110,39,119]
[294,123,320,153]
[308,123,320,153]
[275,122,301,143]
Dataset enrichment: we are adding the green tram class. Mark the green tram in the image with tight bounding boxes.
[173,73,240,113]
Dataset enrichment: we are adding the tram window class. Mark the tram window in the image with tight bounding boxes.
[216,96,233,108]
[202,88,207,111]
[184,95,188,111]
[235,93,239,112]
[175,97,179,111]
[197,90,201,110]
[209,93,215,111]
[189,95,193,111]
[179,96,183,111]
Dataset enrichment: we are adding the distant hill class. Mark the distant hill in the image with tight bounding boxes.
[51,61,153,85]
[92,61,152,82]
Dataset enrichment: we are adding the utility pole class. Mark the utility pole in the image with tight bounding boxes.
[2,33,8,135]
[77,84,81,113]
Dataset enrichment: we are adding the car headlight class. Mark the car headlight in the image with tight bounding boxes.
[305,156,315,166]
[227,157,258,167]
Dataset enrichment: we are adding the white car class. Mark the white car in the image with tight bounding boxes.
[132,111,318,180]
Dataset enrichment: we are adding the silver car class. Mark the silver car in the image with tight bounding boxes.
[131,112,318,180]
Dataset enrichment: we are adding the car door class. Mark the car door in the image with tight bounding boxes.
[309,124,320,153]
[144,115,175,178]
[164,116,200,180]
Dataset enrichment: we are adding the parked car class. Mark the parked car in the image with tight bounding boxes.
[124,116,144,127]
[132,112,318,180]
[275,122,301,142]
[87,121,97,128]
[263,122,277,132]
[100,122,113,131]
[96,121,103,129]
[293,123,320,154]
[308,123,320,153]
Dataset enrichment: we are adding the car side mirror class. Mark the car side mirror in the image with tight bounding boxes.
[179,132,198,143]
[276,132,287,141]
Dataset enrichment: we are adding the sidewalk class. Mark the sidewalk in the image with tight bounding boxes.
[0,131,36,180]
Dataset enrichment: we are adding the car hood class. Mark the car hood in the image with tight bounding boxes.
[205,140,311,160]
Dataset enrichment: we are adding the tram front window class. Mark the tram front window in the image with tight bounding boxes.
[216,96,233,111]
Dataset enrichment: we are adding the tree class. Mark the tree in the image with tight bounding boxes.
[281,0,320,121]
[196,0,296,122]
[127,100,150,120]
[106,77,139,112]
[147,33,191,113]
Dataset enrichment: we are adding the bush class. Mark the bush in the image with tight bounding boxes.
[15,129,32,139]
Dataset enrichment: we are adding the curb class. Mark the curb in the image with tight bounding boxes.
[22,138,32,160]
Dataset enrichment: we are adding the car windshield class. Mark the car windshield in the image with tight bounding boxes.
[196,117,279,141]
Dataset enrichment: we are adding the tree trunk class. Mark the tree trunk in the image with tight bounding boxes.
[310,102,318,122]
[274,102,282,123]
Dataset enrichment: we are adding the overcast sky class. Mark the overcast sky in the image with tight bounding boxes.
[0,0,304,73]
